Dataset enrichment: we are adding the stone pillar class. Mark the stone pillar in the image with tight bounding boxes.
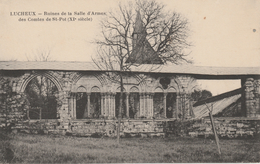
[108,92,116,118]
[163,93,167,118]
[143,93,147,117]
[140,93,144,117]
[68,95,73,119]
[180,93,185,119]
[106,93,110,117]
[65,92,71,119]
[176,94,180,119]
[147,92,153,118]
[101,93,105,116]
[108,92,111,117]
[111,93,115,117]
[126,93,130,118]
[245,78,257,117]
[104,93,107,116]
[73,93,76,119]
[87,92,91,117]
[183,93,189,118]
[150,93,154,118]
[146,93,150,117]
[146,93,150,118]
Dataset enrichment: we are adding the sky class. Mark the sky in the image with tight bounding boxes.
[0,0,260,95]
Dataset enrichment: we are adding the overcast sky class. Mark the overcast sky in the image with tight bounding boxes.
[0,0,259,95]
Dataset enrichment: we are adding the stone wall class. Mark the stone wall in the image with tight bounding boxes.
[4,117,260,139]
[9,119,166,138]
[188,118,260,138]
[245,78,260,117]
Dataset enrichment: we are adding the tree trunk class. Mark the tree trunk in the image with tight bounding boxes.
[117,72,123,143]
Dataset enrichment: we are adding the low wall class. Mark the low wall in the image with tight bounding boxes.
[187,117,260,138]
[4,117,260,139]
[6,119,166,138]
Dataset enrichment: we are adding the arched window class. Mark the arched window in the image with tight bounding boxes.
[166,87,177,118]
[90,86,101,118]
[129,86,140,118]
[76,86,87,119]
[153,87,164,119]
[76,92,87,119]
[25,75,59,119]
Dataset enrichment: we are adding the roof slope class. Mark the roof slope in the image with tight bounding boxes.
[0,61,259,77]
[192,88,242,118]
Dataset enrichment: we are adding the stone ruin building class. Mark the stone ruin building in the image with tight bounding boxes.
[0,11,259,138]
[0,61,259,138]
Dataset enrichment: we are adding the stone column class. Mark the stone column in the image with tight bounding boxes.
[104,93,107,116]
[143,93,147,117]
[106,93,110,117]
[176,94,180,119]
[111,93,115,117]
[87,92,91,118]
[140,93,144,117]
[70,93,75,119]
[163,93,167,118]
[101,93,104,116]
[150,93,154,118]
[146,93,150,118]
[183,93,188,118]
[108,92,116,118]
[147,92,153,118]
[126,93,130,118]
[180,93,185,119]
[186,94,191,118]
[68,94,73,119]
[108,92,111,117]
[245,78,256,117]
[65,92,71,119]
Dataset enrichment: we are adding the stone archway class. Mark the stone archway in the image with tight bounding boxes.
[23,73,61,119]
[19,72,63,93]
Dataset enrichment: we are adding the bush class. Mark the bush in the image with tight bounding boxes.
[165,120,197,136]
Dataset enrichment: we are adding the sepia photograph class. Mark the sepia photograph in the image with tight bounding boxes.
[0,0,260,163]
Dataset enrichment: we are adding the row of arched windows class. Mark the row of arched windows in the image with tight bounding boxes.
[24,75,179,120]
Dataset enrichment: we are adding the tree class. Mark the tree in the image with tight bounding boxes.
[26,49,54,62]
[191,89,212,102]
[25,75,59,120]
[24,49,60,121]
[93,0,191,143]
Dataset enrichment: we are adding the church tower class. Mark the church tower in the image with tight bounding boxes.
[127,11,163,64]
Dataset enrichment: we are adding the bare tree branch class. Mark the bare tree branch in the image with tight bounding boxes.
[92,0,191,143]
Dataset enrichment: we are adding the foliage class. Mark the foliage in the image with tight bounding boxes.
[191,89,212,102]
[165,120,197,136]
[25,75,59,119]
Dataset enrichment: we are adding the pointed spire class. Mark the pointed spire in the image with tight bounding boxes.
[133,10,145,34]
[126,10,163,64]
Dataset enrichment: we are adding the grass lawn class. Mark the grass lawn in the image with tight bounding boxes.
[1,133,260,163]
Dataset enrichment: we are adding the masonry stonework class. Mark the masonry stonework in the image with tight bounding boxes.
[1,69,260,137]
